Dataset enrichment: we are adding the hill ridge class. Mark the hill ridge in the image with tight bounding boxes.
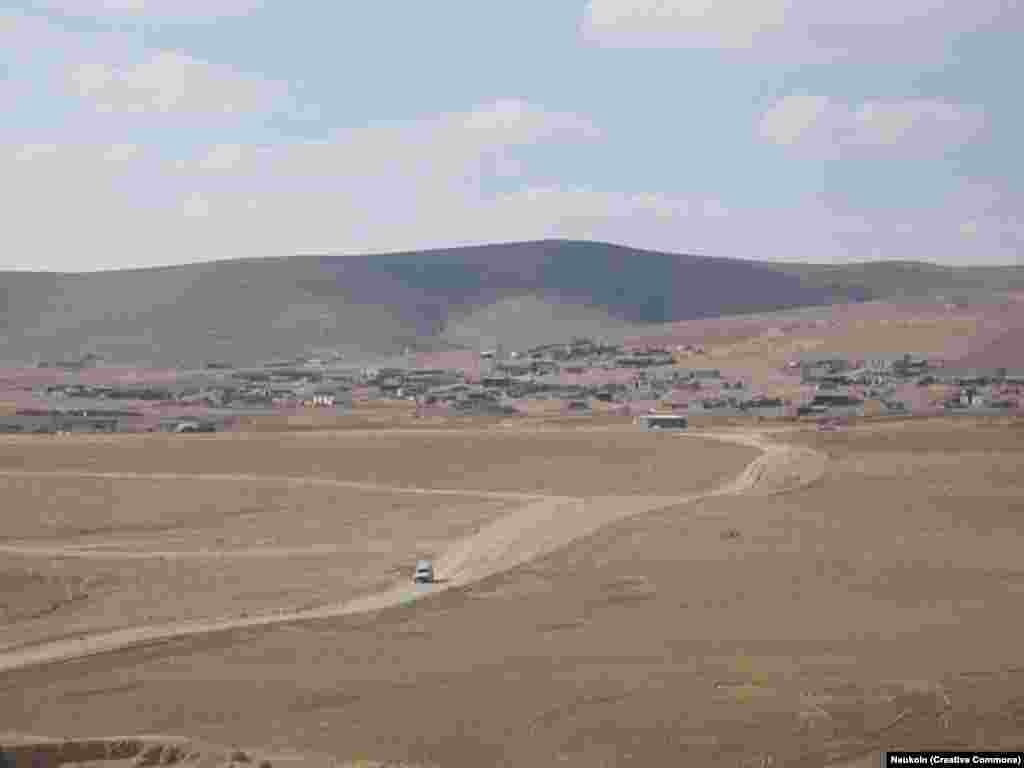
[3,240,1022,366]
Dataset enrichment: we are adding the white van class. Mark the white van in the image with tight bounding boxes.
[413,560,435,584]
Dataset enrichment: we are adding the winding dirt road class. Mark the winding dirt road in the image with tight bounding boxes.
[0,429,825,675]
[0,469,557,502]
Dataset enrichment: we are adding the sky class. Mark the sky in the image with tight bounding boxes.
[1,0,1022,271]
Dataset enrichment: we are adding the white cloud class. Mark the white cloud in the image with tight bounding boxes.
[103,142,142,163]
[195,143,246,171]
[759,94,832,147]
[0,102,1019,271]
[37,0,261,22]
[582,0,1017,60]
[702,199,729,218]
[759,94,985,157]
[180,98,601,192]
[0,101,607,269]
[181,191,211,218]
[12,143,61,162]
[9,141,146,169]
[847,101,985,148]
[1,10,70,66]
[474,186,732,247]
[583,0,789,50]
[67,50,287,115]
[461,98,603,143]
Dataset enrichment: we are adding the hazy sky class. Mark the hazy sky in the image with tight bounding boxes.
[1,0,1021,271]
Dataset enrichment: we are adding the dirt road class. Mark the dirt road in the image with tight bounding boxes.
[0,469,557,502]
[0,429,824,675]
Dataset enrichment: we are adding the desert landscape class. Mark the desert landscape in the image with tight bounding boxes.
[4,0,1023,759]
[3,259,1023,766]
[0,424,756,652]
[2,408,1023,766]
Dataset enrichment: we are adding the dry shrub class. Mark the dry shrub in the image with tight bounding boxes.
[133,745,164,767]
[158,745,182,765]
[106,741,140,760]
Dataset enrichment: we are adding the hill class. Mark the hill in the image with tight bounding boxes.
[777,261,1024,303]
[1,240,1021,367]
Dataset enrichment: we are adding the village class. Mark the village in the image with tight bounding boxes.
[2,337,1022,434]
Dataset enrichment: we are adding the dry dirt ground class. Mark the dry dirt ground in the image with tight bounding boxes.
[0,479,518,652]
[2,417,1023,767]
[0,426,751,496]
[0,426,755,652]
[0,732,382,768]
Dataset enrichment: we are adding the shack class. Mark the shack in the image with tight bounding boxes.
[637,413,688,430]
[0,409,122,433]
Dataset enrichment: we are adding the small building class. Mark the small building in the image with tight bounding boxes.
[805,392,864,418]
[616,353,674,368]
[305,395,337,407]
[800,356,851,381]
[0,414,56,433]
[530,360,560,376]
[481,375,513,389]
[863,355,905,374]
[494,362,534,377]
[1,410,122,434]
[741,397,786,419]
[637,413,688,430]
[690,369,722,381]
[159,419,217,433]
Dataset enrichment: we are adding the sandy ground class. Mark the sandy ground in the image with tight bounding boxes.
[0,479,519,652]
[0,422,757,653]
[0,429,777,673]
[0,427,753,496]
[0,732,386,768]
[3,418,1022,767]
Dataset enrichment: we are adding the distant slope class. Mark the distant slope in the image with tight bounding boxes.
[777,262,1024,303]
[440,296,643,352]
[950,328,1024,370]
[1,240,1019,367]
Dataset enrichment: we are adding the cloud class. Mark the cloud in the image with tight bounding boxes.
[3,12,298,125]
[8,140,146,169]
[471,186,734,249]
[181,191,211,218]
[460,98,603,143]
[0,101,1019,271]
[959,220,979,237]
[583,0,789,50]
[36,0,261,22]
[1,10,66,61]
[758,94,832,147]
[759,94,985,157]
[182,98,602,191]
[581,0,1017,60]
[67,50,287,115]
[0,100,606,269]
[194,143,246,171]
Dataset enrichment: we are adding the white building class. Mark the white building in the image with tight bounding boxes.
[637,413,688,430]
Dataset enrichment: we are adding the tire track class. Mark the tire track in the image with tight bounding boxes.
[0,430,825,674]
[0,469,558,502]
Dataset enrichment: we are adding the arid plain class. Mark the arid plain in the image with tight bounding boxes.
[2,409,1023,767]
